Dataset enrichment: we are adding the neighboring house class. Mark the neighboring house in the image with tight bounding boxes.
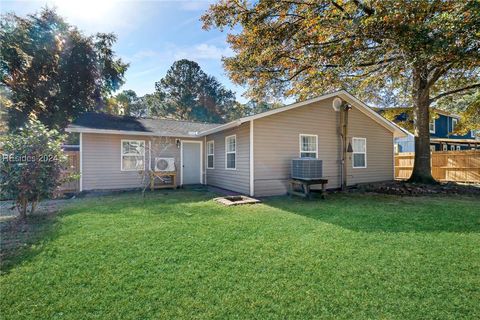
[381,109,479,152]
[66,91,405,197]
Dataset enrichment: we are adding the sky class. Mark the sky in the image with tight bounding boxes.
[0,0,248,102]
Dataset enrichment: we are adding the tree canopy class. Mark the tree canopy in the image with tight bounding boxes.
[102,90,146,117]
[203,0,480,182]
[0,8,128,131]
[150,59,239,123]
[0,117,68,218]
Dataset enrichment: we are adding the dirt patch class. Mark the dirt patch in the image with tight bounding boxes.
[214,195,261,206]
[0,198,75,219]
[354,181,480,196]
[0,198,75,271]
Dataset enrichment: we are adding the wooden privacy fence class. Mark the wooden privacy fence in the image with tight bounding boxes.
[395,150,480,183]
[59,151,80,193]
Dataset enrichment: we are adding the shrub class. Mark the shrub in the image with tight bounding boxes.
[0,119,67,218]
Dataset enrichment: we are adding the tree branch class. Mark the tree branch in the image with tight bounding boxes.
[426,63,452,89]
[430,83,480,102]
[352,0,375,15]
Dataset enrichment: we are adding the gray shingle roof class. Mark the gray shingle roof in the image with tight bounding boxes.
[68,112,222,137]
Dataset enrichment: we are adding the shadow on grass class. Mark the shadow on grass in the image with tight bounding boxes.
[65,188,220,216]
[0,188,220,273]
[263,193,480,234]
[0,212,60,274]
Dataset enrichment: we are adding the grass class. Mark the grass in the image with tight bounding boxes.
[1,190,479,319]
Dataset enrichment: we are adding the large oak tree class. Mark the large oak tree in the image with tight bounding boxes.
[203,0,480,183]
[0,8,128,131]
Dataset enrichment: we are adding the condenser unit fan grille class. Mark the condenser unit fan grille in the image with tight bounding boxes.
[154,157,175,172]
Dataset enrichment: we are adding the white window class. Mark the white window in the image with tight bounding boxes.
[207,140,214,169]
[121,140,145,171]
[442,144,448,151]
[450,145,455,151]
[352,137,367,168]
[430,145,436,152]
[299,134,318,158]
[451,118,458,133]
[429,117,436,133]
[225,135,236,170]
[394,144,399,154]
[471,130,476,138]
[456,145,461,151]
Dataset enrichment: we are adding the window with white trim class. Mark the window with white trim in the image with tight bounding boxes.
[352,137,367,168]
[207,140,214,169]
[430,145,436,152]
[442,144,448,151]
[456,145,461,151]
[450,145,455,151]
[121,140,145,171]
[429,118,436,133]
[451,118,458,133]
[299,134,318,158]
[394,144,399,154]
[225,135,236,169]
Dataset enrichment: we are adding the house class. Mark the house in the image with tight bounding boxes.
[385,109,479,153]
[66,91,405,197]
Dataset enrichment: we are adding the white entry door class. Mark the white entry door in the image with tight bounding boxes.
[181,141,202,185]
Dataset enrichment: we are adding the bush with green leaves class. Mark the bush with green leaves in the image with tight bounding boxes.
[0,119,68,218]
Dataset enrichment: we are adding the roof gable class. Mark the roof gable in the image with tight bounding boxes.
[67,91,406,138]
[201,90,406,137]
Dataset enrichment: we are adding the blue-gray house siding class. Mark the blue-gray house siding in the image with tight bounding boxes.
[394,113,477,152]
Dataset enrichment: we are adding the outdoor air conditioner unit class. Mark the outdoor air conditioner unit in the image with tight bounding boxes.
[291,158,323,180]
[154,157,176,172]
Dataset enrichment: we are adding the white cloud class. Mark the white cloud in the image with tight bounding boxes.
[41,0,139,34]
[127,43,233,65]
[173,43,234,60]
[178,0,214,11]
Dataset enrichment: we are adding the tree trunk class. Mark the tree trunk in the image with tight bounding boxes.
[17,196,28,220]
[408,66,436,184]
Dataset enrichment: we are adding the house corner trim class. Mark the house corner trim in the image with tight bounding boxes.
[249,120,254,196]
[79,132,83,192]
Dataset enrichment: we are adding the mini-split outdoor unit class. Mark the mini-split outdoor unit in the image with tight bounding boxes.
[154,157,176,172]
[291,158,323,180]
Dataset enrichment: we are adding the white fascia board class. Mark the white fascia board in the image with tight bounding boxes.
[239,91,344,123]
[392,123,414,138]
[67,90,406,139]
[65,127,197,138]
[196,92,344,137]
[198,90,405,138]
[337,91,407,138]
[196,120,242,136]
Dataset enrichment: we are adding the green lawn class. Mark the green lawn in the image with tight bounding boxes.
[1,190,479,319]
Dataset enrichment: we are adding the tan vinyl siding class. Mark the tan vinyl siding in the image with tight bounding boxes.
[82,133,203,191]
[205,122,250,194]
[253,98,394,196]
[81,98,393,194]
[346,107,394,185]
[253,98,340,196]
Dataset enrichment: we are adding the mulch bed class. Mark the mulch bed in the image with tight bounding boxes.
[353,181,480,196]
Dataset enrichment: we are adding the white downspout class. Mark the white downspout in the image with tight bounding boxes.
[79,132,83,192]
[149,140,152,170]
[249,120,254,196]
[204,136,207,185]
